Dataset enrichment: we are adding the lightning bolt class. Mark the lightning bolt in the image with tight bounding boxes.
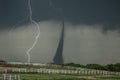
[26,0,40,63]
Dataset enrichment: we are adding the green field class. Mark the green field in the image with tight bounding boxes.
[20,74,120,80]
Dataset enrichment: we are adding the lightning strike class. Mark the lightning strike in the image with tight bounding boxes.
[26,0,40,63]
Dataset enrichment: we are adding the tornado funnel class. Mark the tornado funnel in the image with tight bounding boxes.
[53,20,64,64]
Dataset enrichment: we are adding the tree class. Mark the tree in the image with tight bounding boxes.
[0,60,7,65]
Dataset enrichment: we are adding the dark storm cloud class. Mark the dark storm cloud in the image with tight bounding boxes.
[0,0,120,31]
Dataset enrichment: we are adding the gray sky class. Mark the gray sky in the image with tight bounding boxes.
[0,0,120,64]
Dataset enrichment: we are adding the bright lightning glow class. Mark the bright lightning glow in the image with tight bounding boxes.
[27,0,40,63]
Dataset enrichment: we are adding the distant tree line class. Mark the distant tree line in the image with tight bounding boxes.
[64,63,120,72]
[0,60,120,72]
[0,60,7,65]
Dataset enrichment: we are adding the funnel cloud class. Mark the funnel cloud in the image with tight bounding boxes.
[53,20,64,64]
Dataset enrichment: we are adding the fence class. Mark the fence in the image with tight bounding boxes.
[0,74,20,80]
[0,67,120,76]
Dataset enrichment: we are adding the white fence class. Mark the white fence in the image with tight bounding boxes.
[0,74,20,80]
[0,67,120,76]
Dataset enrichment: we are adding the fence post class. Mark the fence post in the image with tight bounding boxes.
[9,74,12,80]
[3,74,6,80]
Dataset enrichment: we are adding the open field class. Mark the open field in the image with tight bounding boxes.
[20,74,120,80]
[0,73,120,80]
[0,62,120,80]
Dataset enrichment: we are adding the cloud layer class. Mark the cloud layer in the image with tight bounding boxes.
[0,21,120,64]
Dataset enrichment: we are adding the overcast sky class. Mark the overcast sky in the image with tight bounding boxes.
[0,0,120,64]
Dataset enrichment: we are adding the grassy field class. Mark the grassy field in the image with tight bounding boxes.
[20,74,82,80]
[20,74,120,80]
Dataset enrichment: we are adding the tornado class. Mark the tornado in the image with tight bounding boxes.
[53,18,64,64]
[49,0,64,64]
